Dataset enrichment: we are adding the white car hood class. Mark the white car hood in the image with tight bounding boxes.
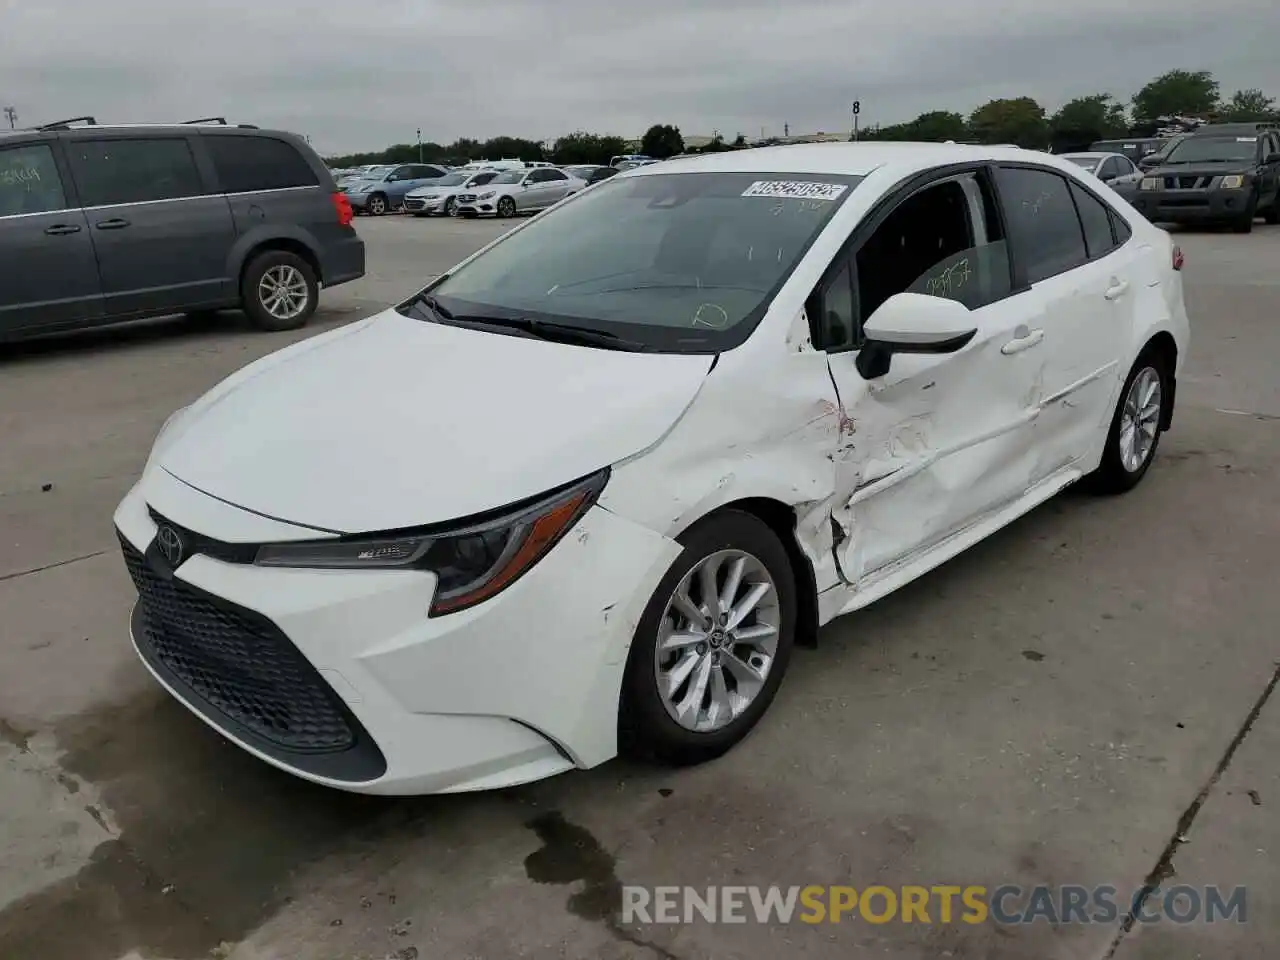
[156,310,712,533]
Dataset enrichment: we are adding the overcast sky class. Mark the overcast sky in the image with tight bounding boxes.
[2,0,1277,155]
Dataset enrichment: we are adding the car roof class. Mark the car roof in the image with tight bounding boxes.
[627,141,1058,180]
[1061,152,1107,160]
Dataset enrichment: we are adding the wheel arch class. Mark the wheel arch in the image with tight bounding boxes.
[673,497,821,650]
[1141,331,1178,430]
[236,236,323,291]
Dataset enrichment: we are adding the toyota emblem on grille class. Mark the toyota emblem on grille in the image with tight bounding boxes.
[155,525,185,567]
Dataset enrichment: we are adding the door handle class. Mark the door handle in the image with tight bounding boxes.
[1001,327,1044,355]
[43,223,82,236]
[95,217,131,230]
[1104,279,1130,300]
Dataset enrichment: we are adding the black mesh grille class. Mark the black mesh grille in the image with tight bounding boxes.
[121,534,356,754]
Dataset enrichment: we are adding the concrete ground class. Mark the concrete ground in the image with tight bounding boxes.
[1,214,1277,960]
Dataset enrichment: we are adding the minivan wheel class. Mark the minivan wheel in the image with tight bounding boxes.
[619,510,796,766]
[497,196,516,218]
[1085,350,1169,495]
[367,193,388,216]
[241,250,318,332]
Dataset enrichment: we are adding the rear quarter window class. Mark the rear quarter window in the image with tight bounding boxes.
[206,135,319,193]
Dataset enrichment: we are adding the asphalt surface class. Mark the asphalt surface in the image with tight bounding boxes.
[1,213,1277,960]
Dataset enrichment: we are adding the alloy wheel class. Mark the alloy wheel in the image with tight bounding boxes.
[257,265,310,322]
[1119,366,1162,472]
[654,549,780,733]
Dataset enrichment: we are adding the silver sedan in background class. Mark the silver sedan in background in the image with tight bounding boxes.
[403,169,500,217]
[1059,151,1142,203]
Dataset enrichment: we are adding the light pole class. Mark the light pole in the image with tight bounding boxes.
[3,106,16,130]
[417,128,422,163]
[851,100,861,142]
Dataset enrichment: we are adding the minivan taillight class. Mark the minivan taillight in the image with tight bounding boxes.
[1171,245,1184,271]
[332,192,354,227]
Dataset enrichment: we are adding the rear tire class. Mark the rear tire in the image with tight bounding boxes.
[618,510,797,766]
[1084,349,1170,495]
[240,250,318,332]
[444,197,458,217]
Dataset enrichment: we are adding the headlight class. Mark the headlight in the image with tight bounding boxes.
[254,469,609,616]
[478,191,496,200]
[1140,178,1161,191]
[1220,175,1245,189]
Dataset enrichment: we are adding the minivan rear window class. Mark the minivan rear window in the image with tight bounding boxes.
[207,135,319,193]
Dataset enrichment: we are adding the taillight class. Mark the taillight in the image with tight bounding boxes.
[332,191,353,227]
[1171,245,1184,271]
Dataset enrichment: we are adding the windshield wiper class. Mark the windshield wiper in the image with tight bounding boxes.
[448,314,655,352]
[405,291,454,321]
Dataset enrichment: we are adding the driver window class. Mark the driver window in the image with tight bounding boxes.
[810,172,1013,352]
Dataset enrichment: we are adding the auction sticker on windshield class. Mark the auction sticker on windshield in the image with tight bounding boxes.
[742,180,848,201]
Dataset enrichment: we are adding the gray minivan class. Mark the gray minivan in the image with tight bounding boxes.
[0,119,365,341]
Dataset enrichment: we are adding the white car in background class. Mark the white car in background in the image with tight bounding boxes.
[1059,151,1142,203]
[115,143,1188,795]
[454,167,585,218]
[403,169,501,217]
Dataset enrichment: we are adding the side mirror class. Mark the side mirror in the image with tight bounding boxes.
[855,293,977,380]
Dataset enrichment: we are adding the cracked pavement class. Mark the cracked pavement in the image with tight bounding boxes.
[1,216,1277,959]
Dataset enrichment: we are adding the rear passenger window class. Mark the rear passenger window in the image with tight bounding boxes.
[67,138,204,206]
[1069,182,1117,259]
[0,143,68,216]
[206,135,318,193]
[995,167,1088,284]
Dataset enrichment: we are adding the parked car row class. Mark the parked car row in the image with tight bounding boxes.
[332,159,624,219]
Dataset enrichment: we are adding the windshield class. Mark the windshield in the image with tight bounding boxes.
[1164,136,1258,164]
[357,165,393,179]
[1065,156,1098,169]
[490,171,525,184]
[411,170,862,353]
[565,166,596,178]
[433,173,469,186]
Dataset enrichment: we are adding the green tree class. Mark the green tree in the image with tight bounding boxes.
[1049,94,1128,150]
[478,136,545,162]
[1132,69,1219,121]
[640,124,684,158]
[1216,88,1278,122]
[732,133,747,147]
[698,133,733,153]
[549,131,630,165]
[968,97,1048,148]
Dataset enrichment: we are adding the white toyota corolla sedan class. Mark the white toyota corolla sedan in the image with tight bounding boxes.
[115,143,1189,795]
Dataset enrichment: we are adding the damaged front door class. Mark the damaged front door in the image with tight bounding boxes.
[813,167,1048,585]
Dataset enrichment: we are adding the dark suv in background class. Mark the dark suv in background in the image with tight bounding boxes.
[0,117,364,342]
[1131,123,1280,233]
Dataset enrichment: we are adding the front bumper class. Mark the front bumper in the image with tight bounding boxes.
[1133,187,1254,223]
[403,195,442,213]
[113,467,680,795]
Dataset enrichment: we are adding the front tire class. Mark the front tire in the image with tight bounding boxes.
[1231,195,1257,233]
[366,193,388,216]
[1085,350,1170,494]
[497,196,517,218]
[240,250,318,332]
[619,510,797,766]
[1263,193,1280,225]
